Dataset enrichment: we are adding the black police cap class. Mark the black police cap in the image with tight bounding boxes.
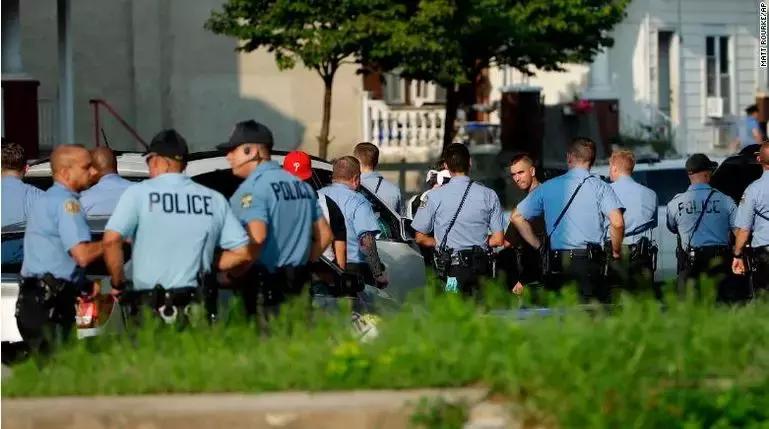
[216,120,274,152]
[685,153,718,174]
[146,129,189,162]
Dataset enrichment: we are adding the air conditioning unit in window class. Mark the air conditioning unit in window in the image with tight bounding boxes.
[706,97,724,118]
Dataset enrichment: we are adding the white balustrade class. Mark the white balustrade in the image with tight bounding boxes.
[362,94,445,151]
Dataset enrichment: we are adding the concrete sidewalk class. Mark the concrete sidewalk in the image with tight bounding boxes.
[2,388,497,429]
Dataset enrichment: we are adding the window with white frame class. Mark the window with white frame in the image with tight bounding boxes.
[705,35,731,115]
[384,72,405,104]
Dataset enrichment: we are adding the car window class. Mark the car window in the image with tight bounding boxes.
[24,175,145,191]
[637,169,689,205]
[0,232,122,276]
[711,155,762,203]
[191,168,406,243]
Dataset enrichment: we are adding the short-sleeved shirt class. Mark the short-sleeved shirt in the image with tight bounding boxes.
[1,176,42,227]
[80,173,134,216]
[361,172,402,214]
[739,116,763,149]
[230,161,322,272]
[666,183,736,248]
[734,171,769,247]
[106,173,248,290]
[411,175,504,252]
[516,168,624,250]
[319,183,380,263]
[21,182,91,282]
[609,176,658,245]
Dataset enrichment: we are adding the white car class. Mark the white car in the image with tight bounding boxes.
[591,156,727,283]
[2,151,426,347]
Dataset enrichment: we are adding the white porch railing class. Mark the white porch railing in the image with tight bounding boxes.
[38,98,58,150]
[362,95,445,151]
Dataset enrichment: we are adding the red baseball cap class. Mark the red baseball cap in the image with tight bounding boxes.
[283,150,312,181]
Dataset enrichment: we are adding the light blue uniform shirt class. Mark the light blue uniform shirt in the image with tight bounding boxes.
[361,172,402,214]
[1,176,42,227]
[319,183,380,263]
[734,171,769,247]
[411,175,504,252]
[106,173,248,290]
[517,168,624,250]
[80,173,133,216]
[666,183,736,248]
[21,182,90,282]
[739,116,762,149]
[609,176,658,245]
[230,161,322,272]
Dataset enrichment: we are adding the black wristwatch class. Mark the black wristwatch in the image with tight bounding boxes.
[733,253,743,259]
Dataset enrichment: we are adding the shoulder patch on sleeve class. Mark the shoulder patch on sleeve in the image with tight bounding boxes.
[420,194,429,208]
[64,199,81,214]
[240,193,253,209]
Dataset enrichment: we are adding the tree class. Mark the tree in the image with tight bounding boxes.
[206,0,399,159]
[365,0,630,148]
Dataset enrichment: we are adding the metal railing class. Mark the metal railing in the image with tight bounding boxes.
[89,99,148,150]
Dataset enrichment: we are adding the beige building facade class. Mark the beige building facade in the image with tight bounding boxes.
[17,0,364,158]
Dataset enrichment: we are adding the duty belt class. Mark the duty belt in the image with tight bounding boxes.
[120,285,201,324]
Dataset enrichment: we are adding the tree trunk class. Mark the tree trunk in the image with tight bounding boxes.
[318,75,334,160]
[442,86,460,149]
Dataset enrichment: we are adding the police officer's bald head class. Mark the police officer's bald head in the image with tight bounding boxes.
[90,146,118,177]
[332,156,361,185]
[567,137,597,168]
[51,145,95,192]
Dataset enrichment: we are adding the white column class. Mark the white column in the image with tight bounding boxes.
[2,0,23,74]
[58,0,74,145]
[583,48,615,100]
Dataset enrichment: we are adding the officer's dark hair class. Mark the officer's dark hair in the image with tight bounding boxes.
[1,141,27,171]
[746,104,759,115]
[332,156,361,181]
[509,153,535,167]
[353,142,379,169]
[443,143,470,173]
[567,137,597,167]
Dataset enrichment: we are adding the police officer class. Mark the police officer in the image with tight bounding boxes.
[732,142,769,291]
[503,153,543,295]
[2,141,42,227]
[80,147,133,216]
[412,143,504,296]
[606,149,659,295]
[219,120,332,317]
[17,145,103,351]
[103,130,252,321]
[666,153,737,299]
[354,142,402,214]
[283,150,348,268]
[510,138,625,304]
[319,156,388,289]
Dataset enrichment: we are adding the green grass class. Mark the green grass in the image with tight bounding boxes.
[4,276,769,428]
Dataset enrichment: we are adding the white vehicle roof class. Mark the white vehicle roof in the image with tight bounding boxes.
[590,156,728,177]
[26,151,332,178]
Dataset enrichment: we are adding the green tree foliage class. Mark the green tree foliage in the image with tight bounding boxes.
[366,0,630,148]
[205,0,400,158]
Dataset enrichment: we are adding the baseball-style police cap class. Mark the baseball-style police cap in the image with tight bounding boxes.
[685,153,718,174]
[216,120,274,152]
[146,129,189,161]
[282,150,313,181]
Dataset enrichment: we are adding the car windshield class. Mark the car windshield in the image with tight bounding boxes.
[631,169,690,204]
[2,218,115,276]
[191,168,405,242]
